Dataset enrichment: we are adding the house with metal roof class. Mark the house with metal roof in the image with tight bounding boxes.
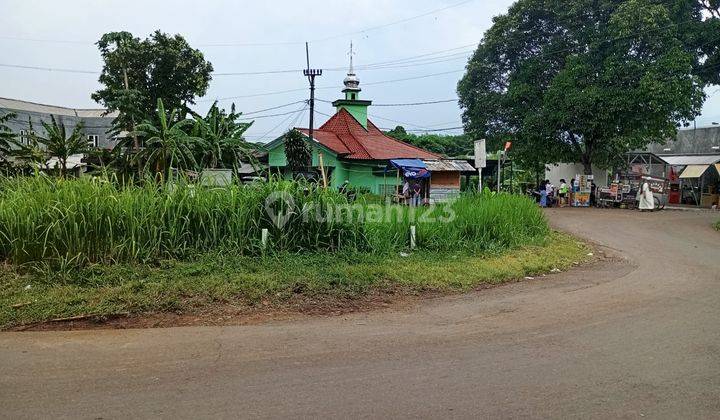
[0,97,118,151]
[264,63,472,199]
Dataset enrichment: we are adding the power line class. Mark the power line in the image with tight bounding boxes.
[309,0,476,43]
[369,99,458,107]
[209,69,465,102]
[368,114,432,130]
[252,104,307,143]
[0,63,98,74]
[404,126,464,132]
[0,1,475,48]
[316,98,459,107]
[239,107,308,120]
[240,100,307,115]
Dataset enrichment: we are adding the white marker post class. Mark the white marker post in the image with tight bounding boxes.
[261,228,268,249]
[410,225,416,250]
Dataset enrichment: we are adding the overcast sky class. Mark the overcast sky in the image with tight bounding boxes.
[1,0,718,142]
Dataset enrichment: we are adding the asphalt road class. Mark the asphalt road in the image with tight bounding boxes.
[1,209,719,419]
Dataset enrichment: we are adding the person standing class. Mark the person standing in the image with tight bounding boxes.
[558,179,568,207]
[638,178,655,211]
[539,180,548,207]
[545,180,554,207]
[411,182,421,207]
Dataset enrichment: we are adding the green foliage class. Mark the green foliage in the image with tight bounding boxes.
[457,0,708,174]
[92,30,213,136]
[133,98,203,177]
[191,102,254,169]
[11,116,87,177]
[0,176,548,268]
[385,125,474,157]
[284,129,311,173]
[0,112,16,163]
[0,232,588,328]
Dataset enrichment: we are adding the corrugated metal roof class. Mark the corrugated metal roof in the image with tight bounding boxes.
[423,159,476,172]
[0,97,117,118]
[660,155,720,165]
[679,164,710,179]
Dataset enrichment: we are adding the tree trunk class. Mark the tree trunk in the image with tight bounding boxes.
[582,159,593,175]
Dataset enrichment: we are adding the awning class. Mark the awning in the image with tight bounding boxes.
[389,159,430,179]
[661,155,720,166]
[679,164,709,179]
[423,159,476,172]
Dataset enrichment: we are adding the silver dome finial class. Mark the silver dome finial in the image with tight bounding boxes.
[343,41,360,91]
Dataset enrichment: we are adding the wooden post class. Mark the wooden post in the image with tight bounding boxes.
[396,168,401,199]
[318,151,328,188]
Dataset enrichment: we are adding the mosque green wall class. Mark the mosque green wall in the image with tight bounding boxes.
[266,141,399,194]
[336,103,368,129]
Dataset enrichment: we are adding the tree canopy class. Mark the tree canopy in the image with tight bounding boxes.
[92,31,213,137]
[385,126,474,157]
[458,0,716,173]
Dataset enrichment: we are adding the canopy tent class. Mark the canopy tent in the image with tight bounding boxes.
[389,158,430,179]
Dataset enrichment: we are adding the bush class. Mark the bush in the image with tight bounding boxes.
[0,175,549,267]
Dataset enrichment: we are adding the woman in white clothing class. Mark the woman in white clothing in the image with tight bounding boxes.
[638,179,655,211]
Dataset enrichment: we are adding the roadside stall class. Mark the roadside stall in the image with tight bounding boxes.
[597,173,669,209]
[678,163,720,208]
[423,159,476,202]
[388,159,431,205]
[661,155,720,207]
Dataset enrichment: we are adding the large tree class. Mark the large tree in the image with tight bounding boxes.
[92,31,213,147]
[458,0,714,174]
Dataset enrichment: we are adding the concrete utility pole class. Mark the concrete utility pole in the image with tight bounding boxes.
[303,42,323,185]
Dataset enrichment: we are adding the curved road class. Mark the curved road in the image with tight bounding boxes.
[1,209,719,418]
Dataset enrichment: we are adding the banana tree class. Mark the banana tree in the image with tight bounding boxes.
[133,98,203,180]
[192,102,253,169]
[0,112,16,165]
[31,115,87,178]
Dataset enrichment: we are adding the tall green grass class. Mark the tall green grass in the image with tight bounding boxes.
[0,175,548,267]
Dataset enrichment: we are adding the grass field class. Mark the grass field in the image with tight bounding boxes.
[0,232,589,328]
[0,176,547,266]
[0,175,582,329]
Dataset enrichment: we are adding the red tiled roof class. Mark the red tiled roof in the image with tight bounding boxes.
[297,108,439,160]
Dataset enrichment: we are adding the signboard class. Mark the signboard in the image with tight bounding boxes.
[474,139,487,168]
[504,141,512,151]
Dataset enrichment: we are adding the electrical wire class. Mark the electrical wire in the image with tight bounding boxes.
[238,107,307,120]
[252,104,307,143]
[317,98,460,107]
[0,1,476,48]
